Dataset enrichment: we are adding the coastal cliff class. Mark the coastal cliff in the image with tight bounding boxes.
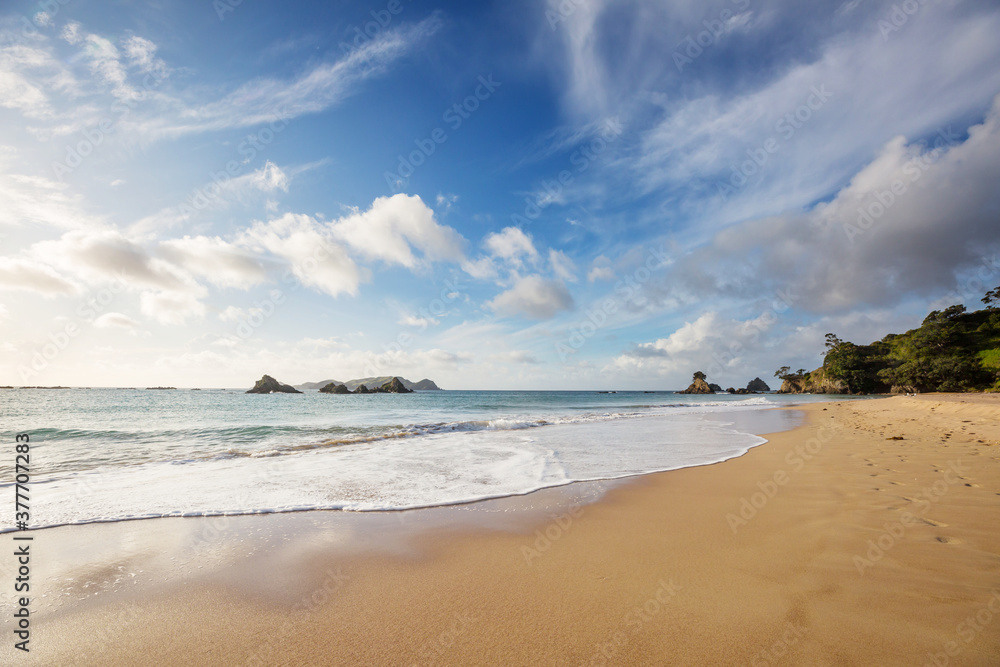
[777,367,849,394]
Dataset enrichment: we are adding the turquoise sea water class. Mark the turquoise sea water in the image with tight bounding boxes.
[0,388,854,531]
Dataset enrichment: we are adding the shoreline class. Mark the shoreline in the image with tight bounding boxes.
[4,394,999,665]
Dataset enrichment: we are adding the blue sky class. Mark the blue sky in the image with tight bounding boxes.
[1,0,999,389]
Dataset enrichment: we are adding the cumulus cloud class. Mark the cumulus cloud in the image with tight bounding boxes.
[332,194,466,269]
[241,213,363,298]
[487,275,574,319]
[483,226,538,266]
[608,310,777,385]
[652,94,1000,313]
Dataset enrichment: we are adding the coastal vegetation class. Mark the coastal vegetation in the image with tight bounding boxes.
[777,288,1000,394]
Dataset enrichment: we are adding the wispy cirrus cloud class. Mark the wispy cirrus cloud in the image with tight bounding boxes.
[132,16,443,140]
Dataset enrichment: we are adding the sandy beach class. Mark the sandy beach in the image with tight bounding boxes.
[9,394,1000,666]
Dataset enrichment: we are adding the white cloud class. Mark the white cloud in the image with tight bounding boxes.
[399,314,440,328]
[588,266,615,283]
[0,166,105,230]
[133,17,442,140]
[32,229,191,292]
[159,236,270,289]
[487,275,574,320]
[549,249,577,283]
[93,312,139,329]
[218,306,247,323]
[140,289,206,325]
[436,192,458,211]
[0,44,60,119]
[246,161,289,193]
[82,34,133,102]
[60,22,82,45]
[122,35,168,78]
[240,213,363,298]
[631,312,723,359]
[332,194,466,269]
[461,256,498,280]
[0,258,78,296]
[490,350,539,364]
[635,5,1000,225]
[483,226,538,266]
[655,94,1000,313]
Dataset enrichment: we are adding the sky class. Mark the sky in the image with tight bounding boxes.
[1,0,999,390]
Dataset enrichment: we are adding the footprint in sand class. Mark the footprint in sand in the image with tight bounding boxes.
[935,536,961,544]
[964,483,981,488]
[919,518,947,527]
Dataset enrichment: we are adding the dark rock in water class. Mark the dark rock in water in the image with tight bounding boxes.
[319,383,351,394]
[746,377,770,392]
[409,378,442,391]
[355,384,370,394]
[708,383,723,392]
[376,377,412,393]
[679,377,713,394]
[246,375,302,394]
[725,387,736,394]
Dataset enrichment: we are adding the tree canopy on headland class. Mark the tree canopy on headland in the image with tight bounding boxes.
[780,287,1000,394]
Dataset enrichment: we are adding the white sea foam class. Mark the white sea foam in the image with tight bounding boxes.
[5,410,768,531]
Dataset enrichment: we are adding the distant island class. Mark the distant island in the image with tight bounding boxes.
[295,377,442,392]
[775,287,1000,394]
[247,375,438,394]
[319,377,411,394]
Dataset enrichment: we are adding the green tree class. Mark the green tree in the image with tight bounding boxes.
[983,286,1000,310]
[693,371,707,382]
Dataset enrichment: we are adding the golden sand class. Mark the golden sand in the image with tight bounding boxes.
[12,394,1000,666]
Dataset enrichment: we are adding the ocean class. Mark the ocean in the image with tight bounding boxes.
[0,388,853,532]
